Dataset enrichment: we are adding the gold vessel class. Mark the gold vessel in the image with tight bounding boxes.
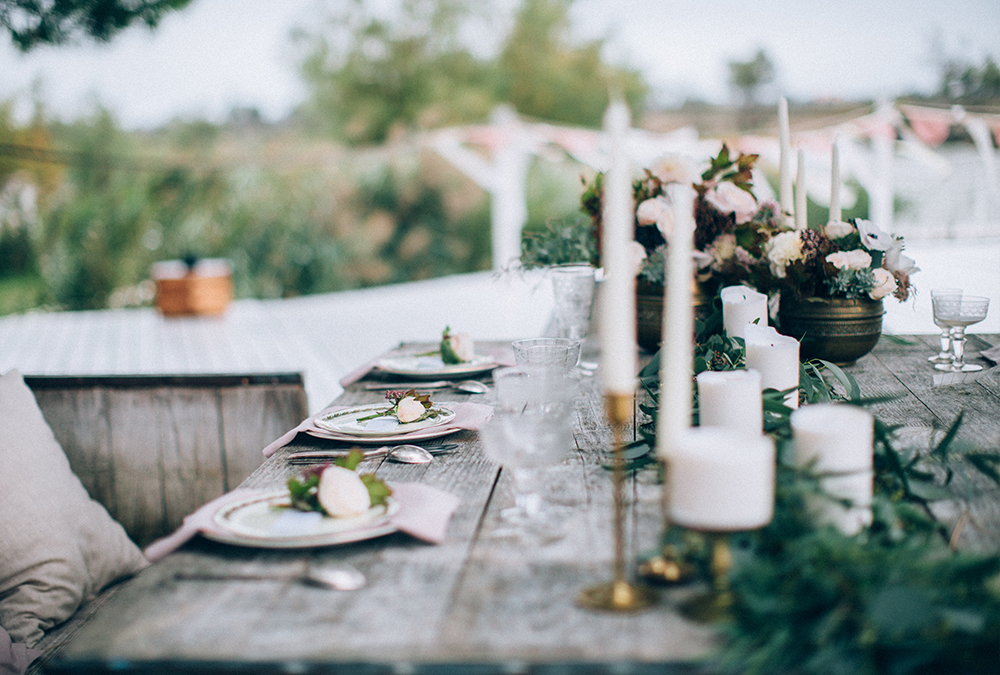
[777,296,884,365]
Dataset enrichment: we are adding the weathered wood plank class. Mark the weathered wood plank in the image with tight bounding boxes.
[220,383,309,490]
[158,387,228,536]
[106,388,168,546]
[30,387,114,510]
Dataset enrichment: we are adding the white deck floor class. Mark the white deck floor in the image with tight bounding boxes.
[0,270,555,413]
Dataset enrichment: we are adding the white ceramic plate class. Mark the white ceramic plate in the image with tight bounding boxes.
[303,425,462,445]
[375,354,498,380]
[203,490,399,549]
[313,404,456,438]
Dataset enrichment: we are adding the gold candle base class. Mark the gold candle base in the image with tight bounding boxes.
[577,393,657,612]
[577,578,657,612]
[679,534,734,622]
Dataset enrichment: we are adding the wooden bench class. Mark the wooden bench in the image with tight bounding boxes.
[25,373,309,547]
[21,372,308,673]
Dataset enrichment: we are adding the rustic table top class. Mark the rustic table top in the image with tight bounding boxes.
[48,335,1000,674]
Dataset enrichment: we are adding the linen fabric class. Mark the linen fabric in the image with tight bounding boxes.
[0,370,148,647]
[143,481,460,562]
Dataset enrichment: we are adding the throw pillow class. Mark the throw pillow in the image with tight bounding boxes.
[0,370,148,647]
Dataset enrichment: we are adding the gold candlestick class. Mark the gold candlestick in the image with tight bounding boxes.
[577,393,657,612]
[679,533,734,622]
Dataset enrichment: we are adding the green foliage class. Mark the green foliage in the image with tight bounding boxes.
[635,305,1000,674]
[496,0,647,128]
[519,216,597,269]
[728,49,776,107]
[297,0,648,145]
[938,56,1000,102]
[298,0,496,144]
[1,0,192,51]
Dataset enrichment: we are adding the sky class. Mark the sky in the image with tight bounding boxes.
[1,0,999,130]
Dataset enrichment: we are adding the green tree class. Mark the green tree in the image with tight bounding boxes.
[496,0,646,127]
[728,48,776,107]
[297,0,648,144]
[1,0,191,51]
[298,0,495,144]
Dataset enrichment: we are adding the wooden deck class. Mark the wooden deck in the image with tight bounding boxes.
[0,271,555,413]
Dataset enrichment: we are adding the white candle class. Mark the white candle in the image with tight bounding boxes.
[778,97,793,221]
[790,403,873,472]
[808,471,874,536]
[830,137,842,222]
[668,428,775,530]
[656,183,697,459]
[794,148,807,230]
[598,98,636,396]
[696,369,762,436]
[721,285,768,340]
[791,403,874,535]
[744,324,800,408]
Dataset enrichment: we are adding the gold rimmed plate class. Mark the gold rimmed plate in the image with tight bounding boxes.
[203,490,400,549]
[374,354,498,380]
[314,404,456,438]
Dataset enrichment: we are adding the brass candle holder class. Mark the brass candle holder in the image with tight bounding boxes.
[637,454,697,586]
[577,392,657,612]
[679,533,735,623]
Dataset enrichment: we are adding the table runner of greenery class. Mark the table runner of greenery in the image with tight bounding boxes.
[629,304,999,675]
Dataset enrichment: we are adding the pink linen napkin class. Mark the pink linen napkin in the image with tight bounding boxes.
[262,401,493,458]
[338,358,379,388]
[981,343,1000,364]
[1,627,41,675]
[142,482,459,562]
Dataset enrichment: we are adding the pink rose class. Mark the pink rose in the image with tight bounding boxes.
[706,182,757,224]
[395,396,426,423]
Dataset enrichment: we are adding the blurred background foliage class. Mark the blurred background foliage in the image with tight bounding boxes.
[0,0,995,314]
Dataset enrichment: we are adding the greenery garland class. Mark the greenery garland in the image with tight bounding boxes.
[630,302,1000,675]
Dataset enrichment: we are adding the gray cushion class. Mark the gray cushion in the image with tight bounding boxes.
[0,370,148,647]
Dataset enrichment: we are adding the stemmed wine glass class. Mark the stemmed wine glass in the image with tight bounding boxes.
[932,295,990,373]
[482,365,579,541]
[928,288,963,364]
[479,411,573,540]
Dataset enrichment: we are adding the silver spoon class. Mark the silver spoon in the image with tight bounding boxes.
[175,563,366,591]
[387,444,434,464]
[453,380,489,394]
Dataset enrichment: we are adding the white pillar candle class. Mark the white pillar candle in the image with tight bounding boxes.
[807,471,874,536]
[829,137,842,223]
[778,97,793,221]
[790,403,873,472]
[744,324,800,408]
[696,369,763,436]
[598,98,636,396]
[721,285,768,340]
[791,403,874,535]
[794,148,807,230]
[668,427,775,530]
[656,183,697,459]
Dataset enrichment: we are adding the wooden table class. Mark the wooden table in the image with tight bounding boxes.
[46,336,1000,673]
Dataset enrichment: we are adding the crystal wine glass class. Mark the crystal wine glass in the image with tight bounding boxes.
[479,409,573,541]
[928,288,963,364]
[549,264,595,341]
[932,295,990,373]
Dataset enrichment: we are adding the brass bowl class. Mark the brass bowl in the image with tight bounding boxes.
[636,281,713,353]
[777,296,884,365]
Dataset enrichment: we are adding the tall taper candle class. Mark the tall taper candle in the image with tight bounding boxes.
[656,183,697,459]
[778,97,793,220]
[795,148,807,230]
[599,98,636,396]
[830,137,842,222]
